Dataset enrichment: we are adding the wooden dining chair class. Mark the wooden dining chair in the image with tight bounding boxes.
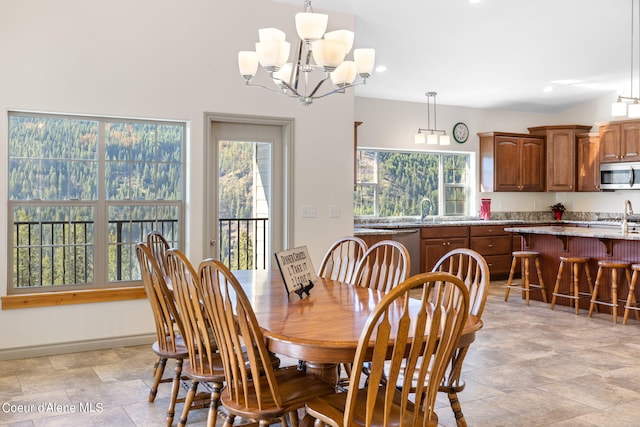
[353,239,410,292]
[136,243,188,427]
[432,248,490,427]
[317,236,368,284]
[165,248,226,427]
[304,271,470,427]
[198,258,335,427]
[345,239,411,388]
[146,230,171,278]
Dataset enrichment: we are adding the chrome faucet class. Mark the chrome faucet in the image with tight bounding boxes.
[623,199,634,234]
[420,197,434,222]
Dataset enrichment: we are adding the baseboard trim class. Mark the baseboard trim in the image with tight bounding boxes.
[0,333,156,360]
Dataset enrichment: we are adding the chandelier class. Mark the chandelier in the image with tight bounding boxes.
[612,0,640,117]
[415,92,450,145]
[237,1,375,106]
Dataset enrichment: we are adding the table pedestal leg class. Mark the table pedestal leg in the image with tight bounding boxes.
[304,361,338,387]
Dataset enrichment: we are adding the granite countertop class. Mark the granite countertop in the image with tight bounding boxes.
[504,224,640,241]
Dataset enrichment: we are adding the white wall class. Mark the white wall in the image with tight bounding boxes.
[0,0,356,354]
[355,93,639,216]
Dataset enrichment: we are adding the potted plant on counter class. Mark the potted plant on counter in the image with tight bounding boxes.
[550,203,566,220]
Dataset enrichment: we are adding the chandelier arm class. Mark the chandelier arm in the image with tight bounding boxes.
[291,40,305,92]
[307,75,332,98]
[245,81,300,96]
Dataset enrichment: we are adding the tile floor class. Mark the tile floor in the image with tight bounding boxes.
[2,280,640,426]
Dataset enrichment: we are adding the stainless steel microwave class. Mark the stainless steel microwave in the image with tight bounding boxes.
[600,162,640,189]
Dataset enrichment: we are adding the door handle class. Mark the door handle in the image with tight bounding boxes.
[209,239,216,246]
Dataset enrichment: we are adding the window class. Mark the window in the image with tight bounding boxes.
[8,112,185,294]
[355,149,471,217]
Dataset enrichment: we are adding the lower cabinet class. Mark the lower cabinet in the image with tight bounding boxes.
[420,224,515,278]
[420,226,469,272]
[470,225,513,277]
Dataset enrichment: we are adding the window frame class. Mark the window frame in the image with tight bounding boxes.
[6,111,186,297]
[355,147,473,218]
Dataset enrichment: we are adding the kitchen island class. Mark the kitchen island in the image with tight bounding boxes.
[504,224,640,312]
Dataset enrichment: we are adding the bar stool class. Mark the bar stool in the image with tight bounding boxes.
[588,259,632,324]
[623,263,640,325]
[504,251,548,305]
[550,256,593,315]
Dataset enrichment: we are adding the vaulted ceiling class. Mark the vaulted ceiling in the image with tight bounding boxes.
[277,0,635,113]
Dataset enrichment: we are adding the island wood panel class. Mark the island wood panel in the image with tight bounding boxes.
[521,233,639,313]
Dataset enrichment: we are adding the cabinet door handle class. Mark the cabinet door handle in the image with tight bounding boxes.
[487,244,494,247]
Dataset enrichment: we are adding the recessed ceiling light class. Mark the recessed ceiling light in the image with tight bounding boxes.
[543,86,554,93]
[375,65,387,73]
[470,0,481,3]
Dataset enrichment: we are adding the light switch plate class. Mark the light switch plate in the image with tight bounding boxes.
[328,206,340,218]
[302,206,317,218]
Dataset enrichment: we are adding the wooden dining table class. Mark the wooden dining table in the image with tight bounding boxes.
[233,269,482,386]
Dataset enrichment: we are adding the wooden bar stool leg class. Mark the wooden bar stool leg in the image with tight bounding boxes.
[611,268,619,324]
[624,269,638,325]
[534,257,547,303]
[584,264,595,312]
[572,262,580,315]
[524,258,531,306]
[589,267,604,318]
[505,255,518,302]
[550,260,565,310]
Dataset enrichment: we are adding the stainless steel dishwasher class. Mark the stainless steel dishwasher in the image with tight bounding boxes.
[392,229,421,276]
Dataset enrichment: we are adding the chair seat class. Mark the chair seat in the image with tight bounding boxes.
[152,335,189,359]
[512,251,540,258]
[306,387,438,427]
[597,259,631,268]
[182,357,226,383]
[221,366,334,421]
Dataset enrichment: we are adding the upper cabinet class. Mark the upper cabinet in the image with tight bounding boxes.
[479,132,545,192]
[599,120,640,163]
[576,132,601,192]
[528,125,592,192]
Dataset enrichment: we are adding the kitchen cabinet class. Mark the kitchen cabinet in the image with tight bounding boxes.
[470,225,513,277]
[528,125,592,192]
[599,120,640,163]
[576,132,601,192]
[479,132,545,192]
[420,226,469,273]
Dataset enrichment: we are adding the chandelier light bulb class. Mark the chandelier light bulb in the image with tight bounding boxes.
[258,28,286,42]
[415,132,426,144]
[354,49,375,77]
[311,39,346,69]
[295,11,328,40]
[255,40,290,69]
[331,61,357,87]
[324,30,354,53]
[238,51,259,79]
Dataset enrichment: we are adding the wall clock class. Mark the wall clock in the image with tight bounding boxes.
[453,122,469,144]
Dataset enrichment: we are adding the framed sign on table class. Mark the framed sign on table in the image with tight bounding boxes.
[274,246,317,298]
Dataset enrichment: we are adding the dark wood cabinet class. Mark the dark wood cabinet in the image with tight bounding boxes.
[470,225,513,277]
[479,132,545,192]
[576,132,601,192]
[420,226,468,273]
[528,125,592,192]
[599,120,640,163]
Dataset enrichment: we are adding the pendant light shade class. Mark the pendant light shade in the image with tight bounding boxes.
[414,92,450,146]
